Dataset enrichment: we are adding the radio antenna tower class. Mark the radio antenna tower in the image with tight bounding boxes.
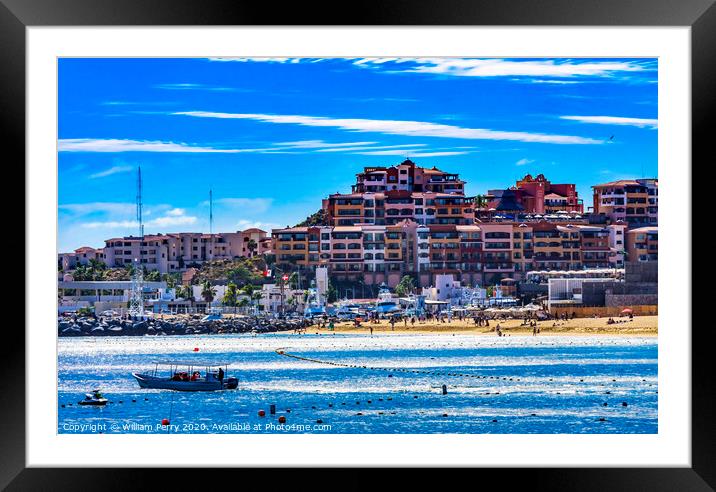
[128,165,145,317]
[209,188,214,261]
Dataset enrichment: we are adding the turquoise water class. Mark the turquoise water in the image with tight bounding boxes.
[58,333,658,434]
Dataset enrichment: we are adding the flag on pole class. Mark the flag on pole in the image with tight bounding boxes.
[263,269,272,277]
[282,274,289,282]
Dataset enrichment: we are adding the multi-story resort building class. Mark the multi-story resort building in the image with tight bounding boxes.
[324,159,475,226]
[625,226,658,262]
[58,228,271,274]
[484,173,584,215]
[591,178,658,227]
[269,160,628,288]
[59,159,655,291]
[271,218,627,288]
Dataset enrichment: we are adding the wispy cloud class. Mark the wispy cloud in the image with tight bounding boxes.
[154,83,250,92]
[355,150,467,157]
[59,138,268,153]
[236,219,282,231]
[526,79,584,85]
[89,165,133,179]
[516,158,534,166]
[316,143,427,153]
[202,197,273,214]
[208,57,654,80]
[274,140,378,149]
[207,57,308,63]
[59,202,136,216]
[80,207,198,229]
[173,111,602,145]
[560,115,658,129]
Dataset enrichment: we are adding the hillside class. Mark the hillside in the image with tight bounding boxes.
[294,208,328,227]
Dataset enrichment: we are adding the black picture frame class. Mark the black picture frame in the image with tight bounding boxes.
[3,0,711,489]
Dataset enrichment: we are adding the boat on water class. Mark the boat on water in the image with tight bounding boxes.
[78,389,108,406]
[374,283,401,315]
[132,361,238,391]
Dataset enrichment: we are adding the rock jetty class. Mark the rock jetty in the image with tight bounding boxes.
[58,314,312,337]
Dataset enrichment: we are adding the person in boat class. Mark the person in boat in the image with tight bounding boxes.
[191,371,201,381]
[218,367,224,384]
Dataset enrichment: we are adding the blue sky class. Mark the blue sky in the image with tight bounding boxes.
[58,57,657,252]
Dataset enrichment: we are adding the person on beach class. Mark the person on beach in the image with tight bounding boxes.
[370,325,373,336]
[390,317,395,331]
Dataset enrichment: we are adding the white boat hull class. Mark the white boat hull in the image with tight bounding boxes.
[132,373,237,391]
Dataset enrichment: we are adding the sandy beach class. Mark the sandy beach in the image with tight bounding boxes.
[311,315,658,336]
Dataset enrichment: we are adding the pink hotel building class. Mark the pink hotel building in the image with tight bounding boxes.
[59,228,271,274]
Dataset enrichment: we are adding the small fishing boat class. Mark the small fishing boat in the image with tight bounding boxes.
[132,361,238,392]
[78,389,108,406]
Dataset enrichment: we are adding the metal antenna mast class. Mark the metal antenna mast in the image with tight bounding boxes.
[209,188,214,261]
[129,165,145,317]
[137,166,144,239]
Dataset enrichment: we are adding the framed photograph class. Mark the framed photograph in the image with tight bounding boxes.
[7,0,711,487]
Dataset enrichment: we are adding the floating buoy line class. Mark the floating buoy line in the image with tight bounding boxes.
[275,347,510,381]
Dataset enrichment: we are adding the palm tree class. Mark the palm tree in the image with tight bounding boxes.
[288,271,299,290]
[87,258,106,280]
[475,194,488,210]
[223,282,238,306]
[246,239,258,257]
[395,275,415,297]
[201,281,216,304]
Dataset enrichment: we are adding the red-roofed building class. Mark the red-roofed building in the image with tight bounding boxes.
[325,159,475,227]
[487,174,583,215]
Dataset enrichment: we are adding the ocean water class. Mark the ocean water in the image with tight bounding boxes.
[58,333,658,434]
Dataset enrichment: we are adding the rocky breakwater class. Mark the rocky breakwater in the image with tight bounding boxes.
[58,315,312,337]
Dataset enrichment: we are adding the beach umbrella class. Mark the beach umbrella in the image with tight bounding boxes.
[621,308,633,315]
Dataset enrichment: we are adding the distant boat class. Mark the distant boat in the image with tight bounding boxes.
[78,389,108,406]
[132,361,238,391]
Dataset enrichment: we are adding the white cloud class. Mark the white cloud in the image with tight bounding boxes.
[204,197,273,214]
[351,58,653,78]
[174,111,602,145]
[81,207,198,229]
[89,165,133,179]
[59,202,135,215]
[355,149,468,157]
[516,158,534,166]
[207,57,306,63]
[236,219,282,231]
[560,115,658,129]
[316,143,427,153]
[274,140,378,149]
[527,79,584,85]
[59,138,251,153]
[153,83,249,92]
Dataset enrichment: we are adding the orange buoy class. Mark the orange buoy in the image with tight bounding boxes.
[258,410,266,417]
[161,418,170,426]
[278,416,286,423]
